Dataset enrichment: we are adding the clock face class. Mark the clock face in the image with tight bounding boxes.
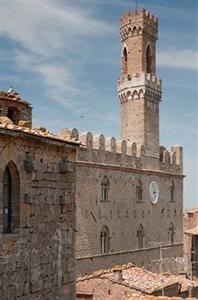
[149,181,159,204]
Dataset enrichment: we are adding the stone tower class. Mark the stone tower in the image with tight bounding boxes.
[118,9,162,156]
[0,87,32,128]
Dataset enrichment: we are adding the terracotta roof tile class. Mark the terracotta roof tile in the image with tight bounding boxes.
[77,264,198,295]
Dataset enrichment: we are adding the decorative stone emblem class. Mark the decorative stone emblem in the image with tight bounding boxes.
[24,152,34,172]
[59,157,74,174]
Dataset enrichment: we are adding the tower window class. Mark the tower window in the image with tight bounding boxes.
[169,222,175,244]
[3,162,20,233]
[101,176,109,201]
[170,180,175,201]
[146,45,152,73]
[136,179,143,202]
[122,47,128,75]
[137,224,144,249]
[100,226,110,254]
[7,107,19,124]
[123,47,127,62]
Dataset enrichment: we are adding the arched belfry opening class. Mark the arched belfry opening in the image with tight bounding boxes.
[3,161,20,233]
[146,45,152,73]
[122,47,128,75]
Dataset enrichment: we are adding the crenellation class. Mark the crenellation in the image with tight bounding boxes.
[80,132,93,149]
[117,140,127,155]
[120,9,158,43]
[163,149,170,165]
[118,73,162,104]
[126,141,133,155]
[76,131,183,174]
[105,137,117,153]
[93,134,105,151]
[158,146,183,175]
[58,127,79,141]
[136,144,144,158]
[171,145,183,167]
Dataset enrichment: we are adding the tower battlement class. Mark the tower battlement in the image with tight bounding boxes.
[120,9,158,42]
[118,73,162,103]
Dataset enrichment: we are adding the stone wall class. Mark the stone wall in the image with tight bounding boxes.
[76,243,183,276]
[0,127,77,300]
[183,210,198,276]
[76,160,183,258]
[57,128,184,273]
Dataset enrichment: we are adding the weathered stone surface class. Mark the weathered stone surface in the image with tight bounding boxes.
[0,128,77,299]
[75,7,184,277]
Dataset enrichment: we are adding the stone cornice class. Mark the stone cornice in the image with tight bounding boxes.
[76,160,185,178]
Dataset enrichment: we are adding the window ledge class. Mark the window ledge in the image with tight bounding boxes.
[1,228,22,239]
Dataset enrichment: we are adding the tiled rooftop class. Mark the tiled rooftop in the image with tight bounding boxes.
[184,226,198,236]
[77,263,197,294]
[125,295,197,300]
[0,122,80,145]
[186,208,198,214]
[0,89,79,144]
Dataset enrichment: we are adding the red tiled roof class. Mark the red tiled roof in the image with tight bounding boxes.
[184,226,198,236]
[77,264,179,294]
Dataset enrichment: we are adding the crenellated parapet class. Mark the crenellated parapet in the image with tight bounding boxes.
[59,128,183,174]
[159,145,183,174]
[120,9,158,42]
[118,73,162,103]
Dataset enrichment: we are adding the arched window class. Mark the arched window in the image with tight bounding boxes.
[3,162,20,233]
[136,179,143,202]
[146,45,152,73]
[170,180,175,201]
[123,47,127,62]
[7,107,19,124]
[122,47,128,75]
[101,176,109,201]
[100,226,110,254]
[169,222,175,244]
[137,224,144,249]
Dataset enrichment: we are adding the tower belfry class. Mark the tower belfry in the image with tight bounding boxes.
[118,9,162,156]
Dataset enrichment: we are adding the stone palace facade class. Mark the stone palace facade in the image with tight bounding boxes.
[0,7,184,299]
[73,9,184,275]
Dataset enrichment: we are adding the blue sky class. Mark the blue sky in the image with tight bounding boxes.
[0,0,197,209]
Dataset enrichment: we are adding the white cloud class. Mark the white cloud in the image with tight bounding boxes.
[1,0,115,114]
[158,49,198,70]
[1,0,114,57]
